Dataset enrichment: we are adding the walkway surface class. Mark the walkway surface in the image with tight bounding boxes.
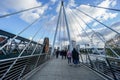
[28,57,106,80]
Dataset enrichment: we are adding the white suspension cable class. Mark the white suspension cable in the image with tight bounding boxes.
[76,9,120,35]
[0,5,42,18]
[0,18,39,51]
[72,9,120,58]
[1,23,43,79]
[69,9,104,56]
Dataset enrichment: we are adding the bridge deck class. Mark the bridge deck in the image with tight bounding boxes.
[28,58,106,80]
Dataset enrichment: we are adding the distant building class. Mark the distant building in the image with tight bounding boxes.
[71,40,76,48]
[106,34,120,48]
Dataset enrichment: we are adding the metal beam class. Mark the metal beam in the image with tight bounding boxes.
[63,2,72,52]
[0,30,41,45]
[51,1,63,55]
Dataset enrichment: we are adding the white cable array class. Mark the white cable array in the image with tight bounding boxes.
[1,21,43,79]
[76,9,120,35]
[72,9,120,58]
[0,19,39,51]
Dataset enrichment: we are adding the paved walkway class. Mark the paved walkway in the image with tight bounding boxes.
[28,57,106,80]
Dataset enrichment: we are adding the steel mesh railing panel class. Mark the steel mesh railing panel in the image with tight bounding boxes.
[0,54,49,80]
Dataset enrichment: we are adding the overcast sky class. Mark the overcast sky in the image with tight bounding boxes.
[0,0,120,47]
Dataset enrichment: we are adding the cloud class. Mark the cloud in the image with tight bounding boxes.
[111,0,117,7]
[0,11,9,18]
[68,0,118,43]
[77,0,118,21]
[53,0,118,45]
[20,11,40,23]
[29,36,32,40]
[1,0,118,46]
[0,0,48,23]
[45,15,57,27]
[67,0,77,8]
[20,4,48,23]
[38,38,44,44]
[100,21,120,39]
[56,1,61,13]
[52,0,119,47]
[111,21,120,27]
[80,21,120,43]
[93,22,98,27]
[92,8,118,26]
[51,0,57,4]
[0,0,42,11]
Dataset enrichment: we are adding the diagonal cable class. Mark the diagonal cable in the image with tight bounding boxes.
[0,5,42,18]
[1,22,43,79]
[72,9,120,58]
[0,18,39,50]
[88,5,120,12]
[75,8,120,35]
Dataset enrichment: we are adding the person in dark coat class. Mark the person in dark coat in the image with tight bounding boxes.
[72,48,79,65]
[56,49,59,58]
[60,50,64,59]
[64,50,67,59]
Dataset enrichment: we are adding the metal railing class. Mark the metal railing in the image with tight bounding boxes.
[80,53,120,80]
[0,53,49,80]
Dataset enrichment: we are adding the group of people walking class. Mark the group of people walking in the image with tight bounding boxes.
[56,49,67,59]
[55,48,80,66]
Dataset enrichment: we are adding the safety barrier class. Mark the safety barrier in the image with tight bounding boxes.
[0,54,49,80]
[80,53,120,80]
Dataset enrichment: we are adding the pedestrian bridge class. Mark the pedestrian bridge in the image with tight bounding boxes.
[24,57,106,80]
[0,1,120,80]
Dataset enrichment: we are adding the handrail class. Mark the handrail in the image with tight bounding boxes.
[0,53,49,79]
[80,53,120,80]
[0,53,45,62]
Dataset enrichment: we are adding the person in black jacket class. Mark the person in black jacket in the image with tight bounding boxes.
[72,48,79,65]
[56,49,59,58]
